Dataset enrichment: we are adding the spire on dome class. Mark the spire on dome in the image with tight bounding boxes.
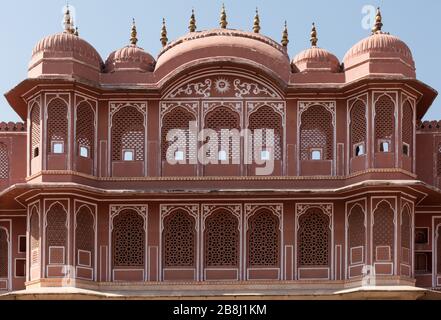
[310,22,318,47]
[130,18,138,45]
[63,4,75,34]
[253,8,261,33]
[189,9,196,32]
[371,7,383,34]
[160,18,168,47]
[220,4,228,29]
[74,26,79,37]
[281,21,289,47]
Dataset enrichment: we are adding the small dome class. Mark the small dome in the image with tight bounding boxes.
[30,32,103,70]
[105,45,155,72]
[292,47,340,73]
[343,33,414,68]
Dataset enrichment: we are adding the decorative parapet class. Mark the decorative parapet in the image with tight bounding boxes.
[0,122,26,132]
[416,120,441,132]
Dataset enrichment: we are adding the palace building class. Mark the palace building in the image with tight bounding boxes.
[0,6,441,299]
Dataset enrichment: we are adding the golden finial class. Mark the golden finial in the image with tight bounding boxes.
[310,22,318,47]
[74,27,79,37]
[189,9,196,32]
[253,8,261,33]
[371,7,383,34]
[160,18,168,47]
[220,4,228,29]
[281,21,289,47]
[130,18,138,45]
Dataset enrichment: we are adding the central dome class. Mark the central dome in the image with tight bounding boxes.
[105,45,155,73]
[155,29,291,82]
[292,47,340,73]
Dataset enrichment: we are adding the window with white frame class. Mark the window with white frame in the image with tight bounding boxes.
[354,142,365,157]
[122,149,134,161]
[51,141,64,154]
[310,149,322,160]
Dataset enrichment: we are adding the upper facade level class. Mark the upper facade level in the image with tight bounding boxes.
[1,7,438,191]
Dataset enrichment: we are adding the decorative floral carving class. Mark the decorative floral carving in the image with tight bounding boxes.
[169,79,212,98]
[234,79,278,98]
[214,78,231,94]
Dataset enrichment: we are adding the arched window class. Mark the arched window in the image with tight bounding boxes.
[76,102,95,159]
[300,105,333,161]
[350,100,367,157]
[0,228,8,279]
[248,106,283,161]
[247,209,280,267]
[298,208,331,266]
[47,98,68,154]
[46,203,68,265]
[204,210,239,267]
[161,107,196,162]
[402,101,413,157]
[75,206,95,268]
[0,143,8,179]
[375,95,395,153]
[30,103,41,158]
[348,205,365,265]
[162,210,196,267]
[30,207,40,266]
[111,106,145,162]
[112,209,145,267]
[373,201,394,262]
[205,107,240,162]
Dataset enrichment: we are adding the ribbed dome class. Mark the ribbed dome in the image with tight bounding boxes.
[292,47,340,73]
[30,32,103,69]
[155,29,291,82]
[105,45,155,73]
[343,33,414,68]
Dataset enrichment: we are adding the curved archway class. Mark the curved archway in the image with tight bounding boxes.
[347,204,366,278]
[111,208,146,281]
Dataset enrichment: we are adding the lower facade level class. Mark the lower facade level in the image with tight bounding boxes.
[1,191,441,295]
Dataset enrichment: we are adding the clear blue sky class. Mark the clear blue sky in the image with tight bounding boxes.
[0,0,440,121]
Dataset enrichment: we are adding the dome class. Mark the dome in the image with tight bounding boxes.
[292,47,340,73]
[154,29,291,82]
[105,45,155,73]
[343,32,414,68]
[30,32,103,70]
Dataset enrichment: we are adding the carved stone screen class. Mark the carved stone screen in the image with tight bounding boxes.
[112,209,145,267]
[298,208,330,266]
[47,98,68,152]
[300,105,333,160]
[247,209,280,267]
[163,210,196,267]
[204,210,239,267]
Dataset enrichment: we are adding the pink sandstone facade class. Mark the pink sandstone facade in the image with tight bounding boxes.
[0,7,441,298]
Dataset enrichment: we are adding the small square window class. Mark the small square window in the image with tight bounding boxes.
[79,146,89,158]
[52,142,64,154]
[33,147,39,158]
[218,150,227,161]
[15,259,26,278]
[261,150,271,161]
[311,149,322,160]
[379,141,390,153]
[174,151,184,161]
[403,143,410,156]
[355,143,365,157]
[122,149,134,161]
